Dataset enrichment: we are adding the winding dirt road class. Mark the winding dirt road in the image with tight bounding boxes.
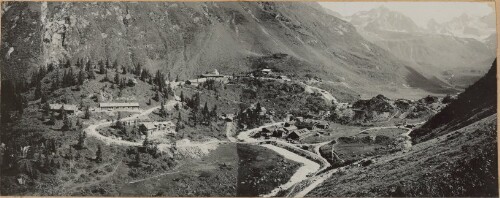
[84,100,179,147]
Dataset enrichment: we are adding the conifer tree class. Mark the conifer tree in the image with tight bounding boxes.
[143,133,151,147]
[189,108,198,127]
[88,69,96,79]
[103,71,109,82]
[84,106,91,119]
[65,59,71,68]
[114,73,120,84]
[49,112,56,125]
[85,59,92,71]
[95,145,102,163]
[159,101,167,117]
[52,70,60,91]
[99,60,106,74]
[68,67,75,86]
[154,90,160,101]
[202,102,210,124]
[135,148,141,166]
[135,63,142,76]
[76,118,81,128]
[43,102,51,115]
[34,82,42,99]
[47,63,55,72]
[210,105,218,120]
[60,105,72,130]
[175,120,182,132]
[62,113,72,131]
[77,131,86,149]
[78,69,86,85]
[141,69,149,81]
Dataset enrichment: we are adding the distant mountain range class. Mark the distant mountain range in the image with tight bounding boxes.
[341,6,496,41]
[340,6,496,89]
[347,6,422,33]
[426,12,496,41]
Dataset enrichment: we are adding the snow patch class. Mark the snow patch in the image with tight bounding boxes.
[6,47,14,59]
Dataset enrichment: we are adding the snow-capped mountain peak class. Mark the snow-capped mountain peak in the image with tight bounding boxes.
[425,12,496,40]
[347,6,422,33]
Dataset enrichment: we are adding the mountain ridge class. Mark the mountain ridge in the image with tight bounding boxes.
[1,2,451,99]
[343,6,496,89]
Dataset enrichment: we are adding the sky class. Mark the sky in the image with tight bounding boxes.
[319,2,495,27]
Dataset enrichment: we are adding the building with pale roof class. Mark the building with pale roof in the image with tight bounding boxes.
[99,102,140,110]
[49,104,77,114]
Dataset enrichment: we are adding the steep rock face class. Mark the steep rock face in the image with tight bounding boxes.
[410,59,497,143]
[0,2,42,81]
[1,2,448,97]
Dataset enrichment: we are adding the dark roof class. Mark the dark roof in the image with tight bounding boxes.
[140,123,156,130]
[289,129,311,138]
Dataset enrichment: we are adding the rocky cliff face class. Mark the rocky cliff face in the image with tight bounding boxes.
[1,2,42,81]
[2,2,449,97]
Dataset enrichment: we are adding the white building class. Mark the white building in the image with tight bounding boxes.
[99,102,140,111]
[49,104,77,114]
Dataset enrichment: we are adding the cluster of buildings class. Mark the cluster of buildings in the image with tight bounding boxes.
[252,68,291,82]
[138,121,174,136]
[254,118,330,141]
[199,69,225,79]
[49,104,78,114]
[47,102,141,114]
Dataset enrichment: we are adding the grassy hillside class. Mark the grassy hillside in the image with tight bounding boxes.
[309,114,497,197]
[308,59,498,197]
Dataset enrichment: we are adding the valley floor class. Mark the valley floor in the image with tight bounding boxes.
[2,63,493,197]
